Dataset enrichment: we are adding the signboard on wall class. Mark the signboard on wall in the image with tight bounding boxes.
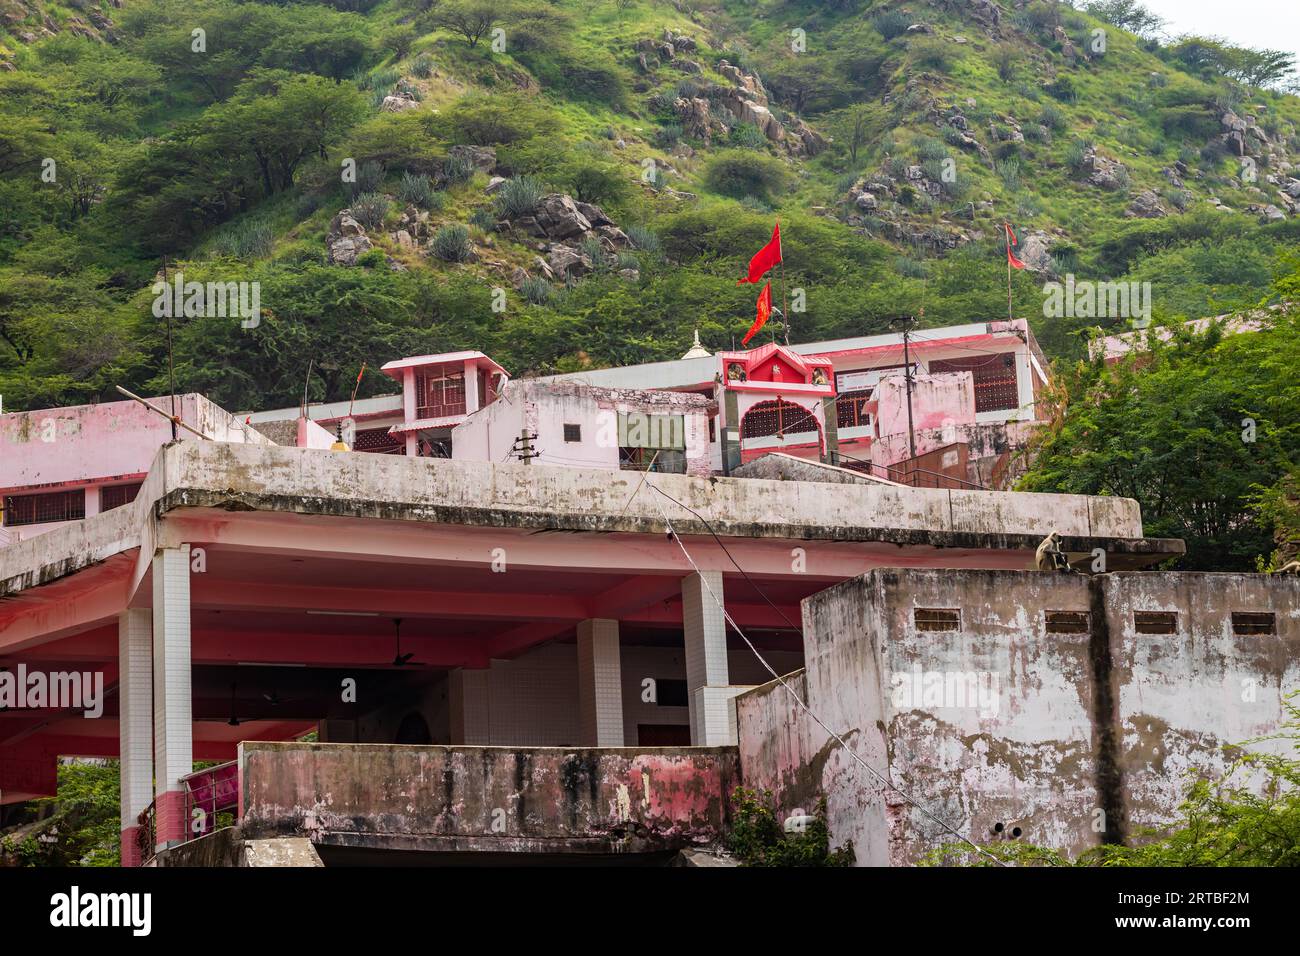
[836,364,918,393]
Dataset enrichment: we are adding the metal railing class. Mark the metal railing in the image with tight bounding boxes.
[182,760,239,840]
[837,451,986,490]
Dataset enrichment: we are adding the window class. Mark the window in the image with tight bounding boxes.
[836,389,875,429]
[2,489,86,527]
[100,483,143,512]
[740,399,818,440]
[563,423,582,443]
[914,608,960,632]
[1231,612,1275,636]
[1045,611,1089,634]
[1134,611,1177,634]
[354,427,404,455]
[930,353,1020,413]
[414,365,466,419]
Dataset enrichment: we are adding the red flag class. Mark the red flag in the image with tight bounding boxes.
[738,222,782,284]
[1004,221,1026,270]
[742,283,772,346]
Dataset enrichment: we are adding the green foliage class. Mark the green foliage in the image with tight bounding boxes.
[702,150,791,202]
[1021,306,1300,570]
[431,223,472,261]
[494,176,544,219]
[2,760,121,867]
[520,275,552,304]
[351,192,390,230]
[726,787,854,867]
[398,172,437,209]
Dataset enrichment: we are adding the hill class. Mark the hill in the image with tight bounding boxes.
[1,0,1299,412]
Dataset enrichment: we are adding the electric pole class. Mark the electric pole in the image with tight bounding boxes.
[892,315,918,461]
[512,429,540,465]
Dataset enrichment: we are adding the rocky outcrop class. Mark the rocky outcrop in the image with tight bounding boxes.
[1076,147,1129,191]
[448,145,497,174]
[1126,189,1167,219]
[327,210,373,266]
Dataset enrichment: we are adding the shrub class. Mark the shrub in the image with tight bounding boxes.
[895,256,928,278]
[411,53,434,78]
[430,224,471,262]
[654,123,683,148]
[1045,76,1077,103]
[469,206,496,230]
[996,158,1021,190]
[703,151,791,202]
[520,276,551,304]
[730,123,769,150]
[1065,139,1092,172]
[993,43,1019,82]
[909,38,957,73]
[494,176,544,219]
[443,153,474,185]
[616,251,640,271]
[1038,103,1067,132]
[398,172,436,209]
[726,788,853,867]
[1164,188,1191,212]
[564,163,628,207]
[872,10,911,40]
[626,224,660,254]
[915,136,948,162]
[214,219,274,259]
[351,192,389,230]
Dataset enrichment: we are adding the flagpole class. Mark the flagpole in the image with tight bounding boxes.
[1004,221,1013,322]
[778,226,789,345]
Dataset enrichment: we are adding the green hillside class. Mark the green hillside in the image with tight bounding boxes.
[2,0,1299,412]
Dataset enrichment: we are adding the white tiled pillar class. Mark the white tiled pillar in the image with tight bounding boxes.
[682,571,736,745]
[449,668,491,744]
[118,608,152,866]
[576,619,624,747]
[152,546,192,850]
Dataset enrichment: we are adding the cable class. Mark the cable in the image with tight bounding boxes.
[634,478,1008,865]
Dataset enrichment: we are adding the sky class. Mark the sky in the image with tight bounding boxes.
[1140,0,1300,69]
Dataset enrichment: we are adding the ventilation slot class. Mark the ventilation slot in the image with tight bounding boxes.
[1134,611,1177,634]
[1045,611,1089,634]
[914,608,960,632]
[1231,612,1276,636]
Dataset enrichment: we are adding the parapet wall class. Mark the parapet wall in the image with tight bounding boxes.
[737,569,1300,865]
[238,741,740,854]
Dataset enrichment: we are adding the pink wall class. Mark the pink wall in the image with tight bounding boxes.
[873,371,976,440]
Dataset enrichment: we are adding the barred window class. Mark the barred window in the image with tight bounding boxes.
[930,353,1019,413]
[100,483,143,512]
[353,427,405,454]
[835,389,874,429]
[741,400,818,439]
[414,365,467,419]
[3,489,86,527]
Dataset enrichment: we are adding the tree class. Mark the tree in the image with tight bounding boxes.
[1084,0,1165,40]
[1020,310,1300,571]
[432,0,514,48]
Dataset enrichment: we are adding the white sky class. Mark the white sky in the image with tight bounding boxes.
[1140,0,1300,68]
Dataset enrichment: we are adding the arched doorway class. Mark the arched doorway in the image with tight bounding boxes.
[394,711,432,745]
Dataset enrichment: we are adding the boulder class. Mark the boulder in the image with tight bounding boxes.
[547,244,593,280]
[448,145,497,174]
[380,93,419,113]
[576,202,614,227]
[1125,189,1166,219]
[327,234,372,266]
[485,176,507,194]
[533,194,592,240]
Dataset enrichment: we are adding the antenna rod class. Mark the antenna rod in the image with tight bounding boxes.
[115,385,211,440]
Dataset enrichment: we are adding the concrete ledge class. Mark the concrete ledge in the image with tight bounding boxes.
[238,741,740,855]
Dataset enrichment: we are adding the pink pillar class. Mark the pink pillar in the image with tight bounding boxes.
[119,607,152,866]
[152,546,193,852]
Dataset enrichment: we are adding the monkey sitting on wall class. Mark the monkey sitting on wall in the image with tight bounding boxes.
[1035,531,1076,572]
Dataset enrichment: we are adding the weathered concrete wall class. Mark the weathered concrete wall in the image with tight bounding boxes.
[732,453,901,486]
[738,569,1300,865]
[238,741,739,854]
[875,371,976,438]
[153,828,324,867]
